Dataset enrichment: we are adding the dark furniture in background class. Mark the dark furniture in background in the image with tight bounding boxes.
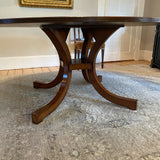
[151,25,160,69]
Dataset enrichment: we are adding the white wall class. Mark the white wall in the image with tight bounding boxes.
[0,0,97,70]
[98,0,145,62]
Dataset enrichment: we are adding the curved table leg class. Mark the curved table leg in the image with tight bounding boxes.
[32,26,72,124]
[88,68,137,110]
[33,66,63,89]
[81,29,92,83]
[32,68,71,124]
[87,27,137,110]
[81,29,102,83]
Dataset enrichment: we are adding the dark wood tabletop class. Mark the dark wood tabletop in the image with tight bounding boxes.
[0,16,160,27]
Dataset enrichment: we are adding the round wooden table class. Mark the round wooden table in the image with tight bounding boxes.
[0,17,160,124]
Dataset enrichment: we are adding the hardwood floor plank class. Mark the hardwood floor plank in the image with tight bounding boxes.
[104,60,150,67]
[32,68,42,74]
[0,70,9,76]
[23,68,34,75]
[15,69,23,76]
[49,66,59,72]
[8,70,15,76]
[41,67,50,73]
[0,60,151,77]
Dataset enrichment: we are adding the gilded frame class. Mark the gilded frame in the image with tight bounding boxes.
[19,0,73,9]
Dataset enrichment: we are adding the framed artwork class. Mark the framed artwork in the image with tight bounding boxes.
[19,0,73,9]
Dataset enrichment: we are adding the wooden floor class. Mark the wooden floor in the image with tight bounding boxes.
[0,66,59,76]
[0,60,150,76]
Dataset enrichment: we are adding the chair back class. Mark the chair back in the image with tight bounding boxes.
[73,27,105,68]
[73,28,84,42]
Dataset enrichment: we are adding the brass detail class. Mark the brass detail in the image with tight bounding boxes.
[19,0,73,9]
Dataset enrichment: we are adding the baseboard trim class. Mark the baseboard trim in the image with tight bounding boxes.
[139,50,152,61]
[103,59,135,63]
[0,55,60,70]
[0,51,152,70]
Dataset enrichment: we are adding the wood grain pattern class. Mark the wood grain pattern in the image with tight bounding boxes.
[83,27,137,110]
[0,17,160,28]
[32,27,71,124]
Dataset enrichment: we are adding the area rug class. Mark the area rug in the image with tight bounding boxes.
[0,66,160,160]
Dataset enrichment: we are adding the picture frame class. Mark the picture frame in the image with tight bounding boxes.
[19,0,73,9]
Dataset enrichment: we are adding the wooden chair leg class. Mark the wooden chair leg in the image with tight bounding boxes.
[101,48,104,68]
[78,50,80,59]
[75,49,77,59]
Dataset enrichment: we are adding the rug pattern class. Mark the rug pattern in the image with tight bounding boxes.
[0,66,160,160]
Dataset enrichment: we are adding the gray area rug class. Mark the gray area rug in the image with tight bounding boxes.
[1,66,160,160]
